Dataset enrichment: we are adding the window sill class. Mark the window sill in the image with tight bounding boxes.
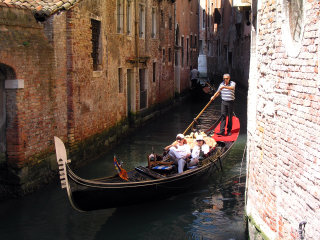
[93,71,103,78]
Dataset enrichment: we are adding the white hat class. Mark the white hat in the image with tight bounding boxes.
[176,133,184,139]
[196,135,204,141]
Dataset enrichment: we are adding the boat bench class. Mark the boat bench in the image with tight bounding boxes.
[135,166,165,179]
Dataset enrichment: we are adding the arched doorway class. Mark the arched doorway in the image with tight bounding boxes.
[0,63,16,165]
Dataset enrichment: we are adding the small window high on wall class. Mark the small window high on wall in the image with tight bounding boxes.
[152,7,156,38]
[117,0,124,33]
[91,19,102,71]
[139,4,145,38]
[126,0,132,34]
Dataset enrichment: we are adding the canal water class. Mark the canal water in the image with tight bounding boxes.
[0,88,247,240]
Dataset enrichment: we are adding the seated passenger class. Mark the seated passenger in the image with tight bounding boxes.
[188,135,210,168]
[164,133,191,173]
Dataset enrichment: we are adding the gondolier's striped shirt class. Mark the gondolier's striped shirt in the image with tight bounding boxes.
[218,81,236,101]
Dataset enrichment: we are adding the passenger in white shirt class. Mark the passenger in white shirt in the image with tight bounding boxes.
[164,133,191,173]
[188,135,210,168]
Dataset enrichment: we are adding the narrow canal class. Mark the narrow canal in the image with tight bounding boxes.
[0,88,247,240]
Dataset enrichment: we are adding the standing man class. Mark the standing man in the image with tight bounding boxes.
[190,66,200,89]
[210,73,236,136]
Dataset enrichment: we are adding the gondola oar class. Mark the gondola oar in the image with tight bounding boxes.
[183,97,214,135]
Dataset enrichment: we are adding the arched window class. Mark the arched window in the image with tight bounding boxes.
[281,0,305,57]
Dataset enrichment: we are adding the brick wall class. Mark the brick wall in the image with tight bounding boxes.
[246,0,320,239]
[0,7,60,169]
[0,0,176,196]
[175,0,199,92]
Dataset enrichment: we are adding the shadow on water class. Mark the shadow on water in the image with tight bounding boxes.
[0,87,248,240]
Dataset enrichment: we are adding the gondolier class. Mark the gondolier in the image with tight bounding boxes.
[211,73,236,136]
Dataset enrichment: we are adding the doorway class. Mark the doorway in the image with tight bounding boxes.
[127,69,135,116]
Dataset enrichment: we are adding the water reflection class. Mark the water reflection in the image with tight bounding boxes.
[0,89,247,240]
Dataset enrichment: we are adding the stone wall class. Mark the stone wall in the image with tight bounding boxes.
[246,0,320,239]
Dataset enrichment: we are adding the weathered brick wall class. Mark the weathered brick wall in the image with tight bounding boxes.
[175,0,199,91]
[246,0,320,239]
[0,7,60,168]
[65,0,175,144]
[0,0,176,197]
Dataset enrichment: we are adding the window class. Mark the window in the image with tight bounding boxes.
[161,10,164,28]
[91,19,101,71]
[118,68,123,93]
[199,40,203,54]
[228,51,232,67]
[139,4,145,38]
[190,35,193,48]
[168,48,172,62]
[126,0,132,34]
[175,25,179,45]
[288,0,303,42]
[152,8,156,38]
[181,37,184,65]
[153,62,156,82]
[139,69,147,109]
[195,36,197,49]
[169,16,172,30]
[117,0,124,33]
[187,38,189,65]
[281,0,304,57]
[202,9,206,29]
[162,49,165,62]
[214,8,221,24]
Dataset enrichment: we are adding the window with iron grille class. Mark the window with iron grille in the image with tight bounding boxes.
[91,19,101,71]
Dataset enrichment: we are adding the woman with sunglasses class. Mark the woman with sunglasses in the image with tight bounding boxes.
[188,135,210,168]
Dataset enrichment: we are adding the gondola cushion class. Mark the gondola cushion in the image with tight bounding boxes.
[152,165,173,171]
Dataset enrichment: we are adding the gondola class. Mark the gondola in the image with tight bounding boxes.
[54,115,240,212]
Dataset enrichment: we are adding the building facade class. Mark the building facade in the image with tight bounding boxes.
[0,0,175,197]
[174,0,199,92]
[246,0,320,239]
[201,0,251,88]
